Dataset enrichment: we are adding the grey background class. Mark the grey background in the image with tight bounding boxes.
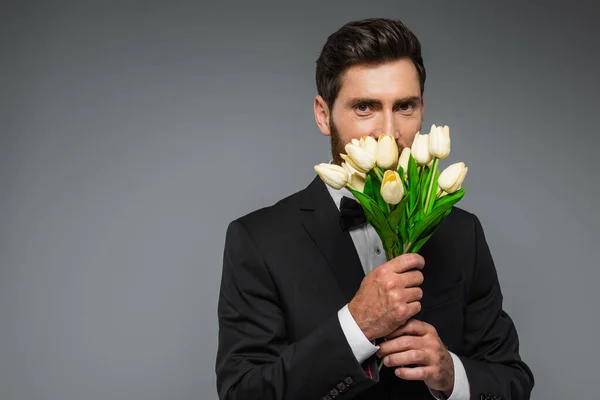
[1,1,598,399]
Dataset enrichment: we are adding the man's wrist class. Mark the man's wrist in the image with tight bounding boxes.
[429,352,470,400]
[337,304,379,364]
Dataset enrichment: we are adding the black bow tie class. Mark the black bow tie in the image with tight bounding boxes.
[339,196,367,231]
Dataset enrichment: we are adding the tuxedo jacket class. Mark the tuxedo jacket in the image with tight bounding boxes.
[216,177,534,400]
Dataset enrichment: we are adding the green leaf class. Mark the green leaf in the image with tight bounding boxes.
[426,166,440,214]
[397,165,405,177]
[420,166,431,210]
[388,196,409,228]
[411,231,435,253]
[350,188,400,256]
[407,155,420,215]
[419,208,452,241]
[431,188,465,214]
[396,166,409,193]
[351,190,388,230]
[410,202,450,242]
[389,196,409,246]
[363,174,374,199]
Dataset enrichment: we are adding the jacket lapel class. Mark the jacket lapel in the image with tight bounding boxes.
[299,177,366,303]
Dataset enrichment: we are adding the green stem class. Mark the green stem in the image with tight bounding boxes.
[372,167,384,182]
[403,241,413,253]
[385,248,394,261]
[423,158,439,214]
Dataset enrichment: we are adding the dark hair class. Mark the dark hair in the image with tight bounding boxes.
[315,18,426,111]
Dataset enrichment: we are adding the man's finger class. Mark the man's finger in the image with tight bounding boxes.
[404,287,423,303]
[377,335,425,358]
[402,270,424,288]
[388,253,425,274]
[394,366,433,381]
[383,349,431,368]
[386,318,430,339]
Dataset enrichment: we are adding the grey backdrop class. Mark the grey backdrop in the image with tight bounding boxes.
[1,1,599,399]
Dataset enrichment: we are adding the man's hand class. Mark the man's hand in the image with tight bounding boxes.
[348,253,425,341]
[376,319,455,394]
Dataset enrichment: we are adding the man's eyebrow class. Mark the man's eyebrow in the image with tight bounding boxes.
[345,96,421,107]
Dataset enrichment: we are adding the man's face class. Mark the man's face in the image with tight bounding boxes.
[314,58,424,165]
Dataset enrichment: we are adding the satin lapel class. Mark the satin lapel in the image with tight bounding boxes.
[299,177,366,303]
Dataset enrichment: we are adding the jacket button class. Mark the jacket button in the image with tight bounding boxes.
[322,396,332,400]
[344,376,353,386]
[329,388,339,398]
[337,382,346,392]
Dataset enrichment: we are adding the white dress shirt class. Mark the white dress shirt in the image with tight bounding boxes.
[326,184,470,400]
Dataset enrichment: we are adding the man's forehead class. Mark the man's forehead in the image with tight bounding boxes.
[337,59,421,99]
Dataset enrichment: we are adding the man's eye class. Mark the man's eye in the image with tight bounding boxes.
[398,102,414,112]
[355,104,371,113]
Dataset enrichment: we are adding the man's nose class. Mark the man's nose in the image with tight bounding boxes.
[374,111,399,139]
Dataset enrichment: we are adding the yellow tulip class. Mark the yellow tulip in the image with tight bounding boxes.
[380,170,404,205]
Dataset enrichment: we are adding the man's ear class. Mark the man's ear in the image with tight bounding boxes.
[314,95,331,136]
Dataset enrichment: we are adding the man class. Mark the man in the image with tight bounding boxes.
[216,18,534,400]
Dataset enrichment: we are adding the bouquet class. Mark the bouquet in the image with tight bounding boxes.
[314,125,467,370]
[314,125,467,259]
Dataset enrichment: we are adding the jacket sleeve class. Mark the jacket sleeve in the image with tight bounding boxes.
[458,213,535,399]
[215,219,377,400]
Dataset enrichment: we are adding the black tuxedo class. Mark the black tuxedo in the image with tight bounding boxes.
[216,177,534,400]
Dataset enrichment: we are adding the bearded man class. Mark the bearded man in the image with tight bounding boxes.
[216,17,534,400]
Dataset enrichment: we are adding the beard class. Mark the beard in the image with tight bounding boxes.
[329,118,346,166]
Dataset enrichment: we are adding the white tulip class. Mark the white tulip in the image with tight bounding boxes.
[380,170,404,205]
[349,172,366,193]
[340,154,362,174]
[314,163,348,189]
[376,134,399,170]
[438,162,468,194]
[342,161,366,192]
[429,124,451,159]
[411,131,432,166]
[397,147,411,178]
[344,142,376,173]
[359,136,378,160]
[342,161,366,179]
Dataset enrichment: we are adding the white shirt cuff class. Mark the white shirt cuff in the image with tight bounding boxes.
[429,352,471,400]
[337,304,379,364]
